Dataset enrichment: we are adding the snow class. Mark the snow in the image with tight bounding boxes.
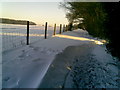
[40,43,119,88]
[2,29,119,88]
[1,24,60,52]
[0,27,2,89]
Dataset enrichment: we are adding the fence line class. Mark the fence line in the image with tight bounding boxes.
[2,21,69,52]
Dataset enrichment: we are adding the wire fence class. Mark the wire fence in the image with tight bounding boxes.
[1,22,68,52]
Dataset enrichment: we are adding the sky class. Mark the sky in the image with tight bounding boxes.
[1,0,119,26]
[1,1,68,26]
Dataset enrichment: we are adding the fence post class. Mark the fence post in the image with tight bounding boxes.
[53,23,56,35]
[59,24,62,34]
[65,25,68,32]
[26,21,29,45]
[45,22,47,39]
[63,24,65,32]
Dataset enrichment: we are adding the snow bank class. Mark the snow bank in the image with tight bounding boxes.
[40,43,119,88]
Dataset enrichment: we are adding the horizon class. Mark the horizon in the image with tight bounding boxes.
[1,2,68,26]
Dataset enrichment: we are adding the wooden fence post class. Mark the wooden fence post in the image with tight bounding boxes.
[63,24,65,32]
[26,21,29,45]
[66,25,68,32]
[45,22,47,39]
[59,24,62,34]
[53,23,56,35]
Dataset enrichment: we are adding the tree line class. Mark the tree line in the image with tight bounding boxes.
[60,1,120,59]
[0,18,36,25]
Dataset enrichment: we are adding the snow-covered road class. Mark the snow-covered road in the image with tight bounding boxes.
[2,29,119,88]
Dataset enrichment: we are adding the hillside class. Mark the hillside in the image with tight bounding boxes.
[0,18,36,25]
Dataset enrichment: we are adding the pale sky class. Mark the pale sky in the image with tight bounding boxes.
[1,0,118,26]
[1,1,68,25]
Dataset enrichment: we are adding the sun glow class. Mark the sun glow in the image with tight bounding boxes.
[53,34,105,45]
[1,33,106,45]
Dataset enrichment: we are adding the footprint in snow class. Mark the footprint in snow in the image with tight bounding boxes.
[33,47,40,51]
[32,58,41,62]
[3,77,10,82]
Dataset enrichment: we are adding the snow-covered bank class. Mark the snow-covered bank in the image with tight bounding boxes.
[2,29,119,88]
[40,43,119,88]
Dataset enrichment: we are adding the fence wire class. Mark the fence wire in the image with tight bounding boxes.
[1,23,63,52]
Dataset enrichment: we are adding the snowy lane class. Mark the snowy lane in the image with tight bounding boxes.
[3,29,91,88]
[3,29,119,88]
[2,45,57,88]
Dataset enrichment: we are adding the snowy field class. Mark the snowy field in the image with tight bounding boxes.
[1,24,60,52]
[2,28,119,88]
